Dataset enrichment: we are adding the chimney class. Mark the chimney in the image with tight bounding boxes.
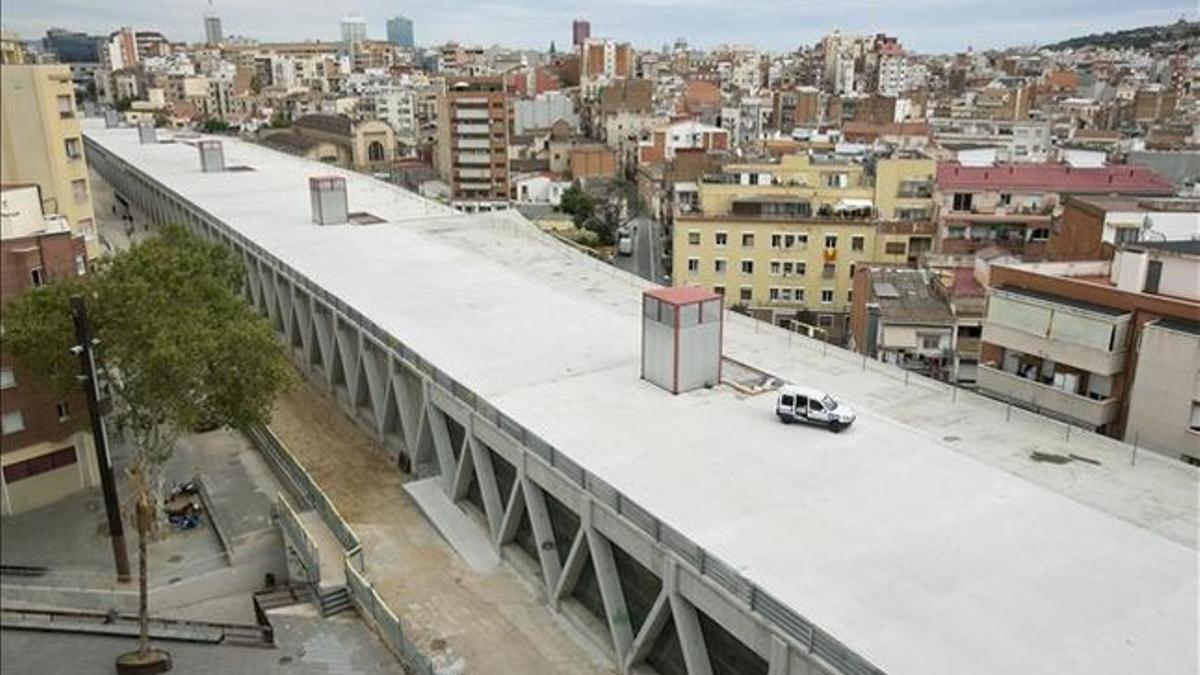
[198,140,225,172]
[309,176,348,225]
[641,287,723,395]
[104,109,120,128]
[137,122,157,144]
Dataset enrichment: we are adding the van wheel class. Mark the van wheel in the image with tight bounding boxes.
[779,415,792,425]
[829,421,843,433]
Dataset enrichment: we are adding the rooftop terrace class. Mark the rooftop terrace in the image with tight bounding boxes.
[84,121,1200,675]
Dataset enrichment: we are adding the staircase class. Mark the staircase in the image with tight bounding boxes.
[315,584,352,617]
[253,584,313,612]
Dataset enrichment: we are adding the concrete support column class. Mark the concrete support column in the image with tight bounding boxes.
[767,634,791,675]
[523,477,564,594]
[467,436,505,537]
[666,558,714,675]
[587,523,634,660]
[425,400,457,494]
[551,527,588,607]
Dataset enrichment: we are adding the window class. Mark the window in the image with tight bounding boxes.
[714,259,727,274]
[822,263,836,278]
[793,288,805,302]
[0,368,14,389]
[1,410,25,435]
[884,241,907,255]
[2,447,77,483]
[741,232,755,247]
[921,335,941,350]
[1114,227,1140,245]
[715,232,728,246]
[847,289,853,303]
[72,179,88,203]
[818,314,834,327]
[1030,228,1050,241]
[851,235,864,252]
[824,235,837,249]
[30,267,45,287]
[740,287,753,302]
[769,287,780,302]
[740,259,754,274]
[687,258,700,273]
[56,401,70,422]
[824,173,848,188]
[1190,401,1200,432]
[848,263,856,279]
[769,261,782,276]
[780,394,794,407]
[820,289,834,304]
[952,192,973,211]
[713,285,725,296]
[998,193,1012,206]
[57,95,74,118]
[771,233,782,248]
[75,254,87,276]
[65,137,82,159]
[688,230,701,245]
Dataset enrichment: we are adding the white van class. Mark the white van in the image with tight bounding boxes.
[775,384,856,432]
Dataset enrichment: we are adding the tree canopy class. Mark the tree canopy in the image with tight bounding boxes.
[2,225,291,470]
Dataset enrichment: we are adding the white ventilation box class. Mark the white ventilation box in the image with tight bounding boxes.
[641,287,724,394]
[137,122,157,144]
[309,176,348,225]
[198,140,225,172]
[104,109,120,128]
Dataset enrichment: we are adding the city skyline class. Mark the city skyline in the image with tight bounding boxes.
[2,0,1196,53]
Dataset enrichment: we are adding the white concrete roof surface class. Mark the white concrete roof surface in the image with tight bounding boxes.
[85,122,1200,675]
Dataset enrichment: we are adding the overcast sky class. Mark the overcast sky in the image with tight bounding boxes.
[2,0,1195,53]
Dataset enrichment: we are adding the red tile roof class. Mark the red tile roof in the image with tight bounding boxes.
[936,163,1175,195]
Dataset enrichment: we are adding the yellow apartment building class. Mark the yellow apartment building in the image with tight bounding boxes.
[672,155,935,342]
[1,64,99,258]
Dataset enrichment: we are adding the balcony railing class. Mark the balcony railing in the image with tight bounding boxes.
[977,364,1119,428]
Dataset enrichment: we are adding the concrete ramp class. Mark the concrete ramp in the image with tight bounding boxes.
[403,478,500,573]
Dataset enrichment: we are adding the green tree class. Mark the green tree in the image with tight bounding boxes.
[269,113,291,129]
[2,224,291,668]
[200,118,229,133]
[559,184,595,228]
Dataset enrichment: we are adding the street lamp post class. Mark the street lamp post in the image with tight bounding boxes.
[70,295,131,583]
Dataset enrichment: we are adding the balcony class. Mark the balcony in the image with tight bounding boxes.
[454,109,490,120]
[977,364,1120,428]
[983,288,1130,376]
[456,123,491,135]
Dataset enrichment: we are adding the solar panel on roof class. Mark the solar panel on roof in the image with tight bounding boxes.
[874,282,900,298]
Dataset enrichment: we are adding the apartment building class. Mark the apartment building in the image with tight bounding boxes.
[934,161,1176,258]
[0,185,98,516]
[977,245,1200,461]
[637,120,729,164]
[435,77,511,211]
[1,64,99,259]
[928,118,1051,163]
[579,38,633,99]
[671,155,937,341]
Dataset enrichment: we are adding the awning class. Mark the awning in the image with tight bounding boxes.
[835,198,873,211]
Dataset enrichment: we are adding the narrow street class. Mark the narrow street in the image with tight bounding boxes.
[612,215,670,285]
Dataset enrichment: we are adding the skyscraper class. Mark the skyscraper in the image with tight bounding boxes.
[386,15,414,49]
[341,15,367,60]
[572,20,590,46]
[204,15,222,46]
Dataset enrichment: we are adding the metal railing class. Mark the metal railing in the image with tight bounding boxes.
[275,492,320,583]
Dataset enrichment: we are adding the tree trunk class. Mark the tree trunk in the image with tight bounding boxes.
[136,491,152,658]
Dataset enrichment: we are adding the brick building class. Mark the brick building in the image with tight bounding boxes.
[0,184,98,515]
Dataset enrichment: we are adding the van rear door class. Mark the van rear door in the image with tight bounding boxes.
[794,395,809,419]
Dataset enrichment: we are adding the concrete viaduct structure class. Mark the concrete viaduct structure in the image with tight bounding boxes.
[83,123,1199,675]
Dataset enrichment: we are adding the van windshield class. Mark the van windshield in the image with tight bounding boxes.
[822,395,838,411]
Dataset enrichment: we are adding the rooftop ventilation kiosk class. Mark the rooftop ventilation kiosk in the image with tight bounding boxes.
[198,140,225,172]
[309,176,348,225]
[641,287,724,394]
